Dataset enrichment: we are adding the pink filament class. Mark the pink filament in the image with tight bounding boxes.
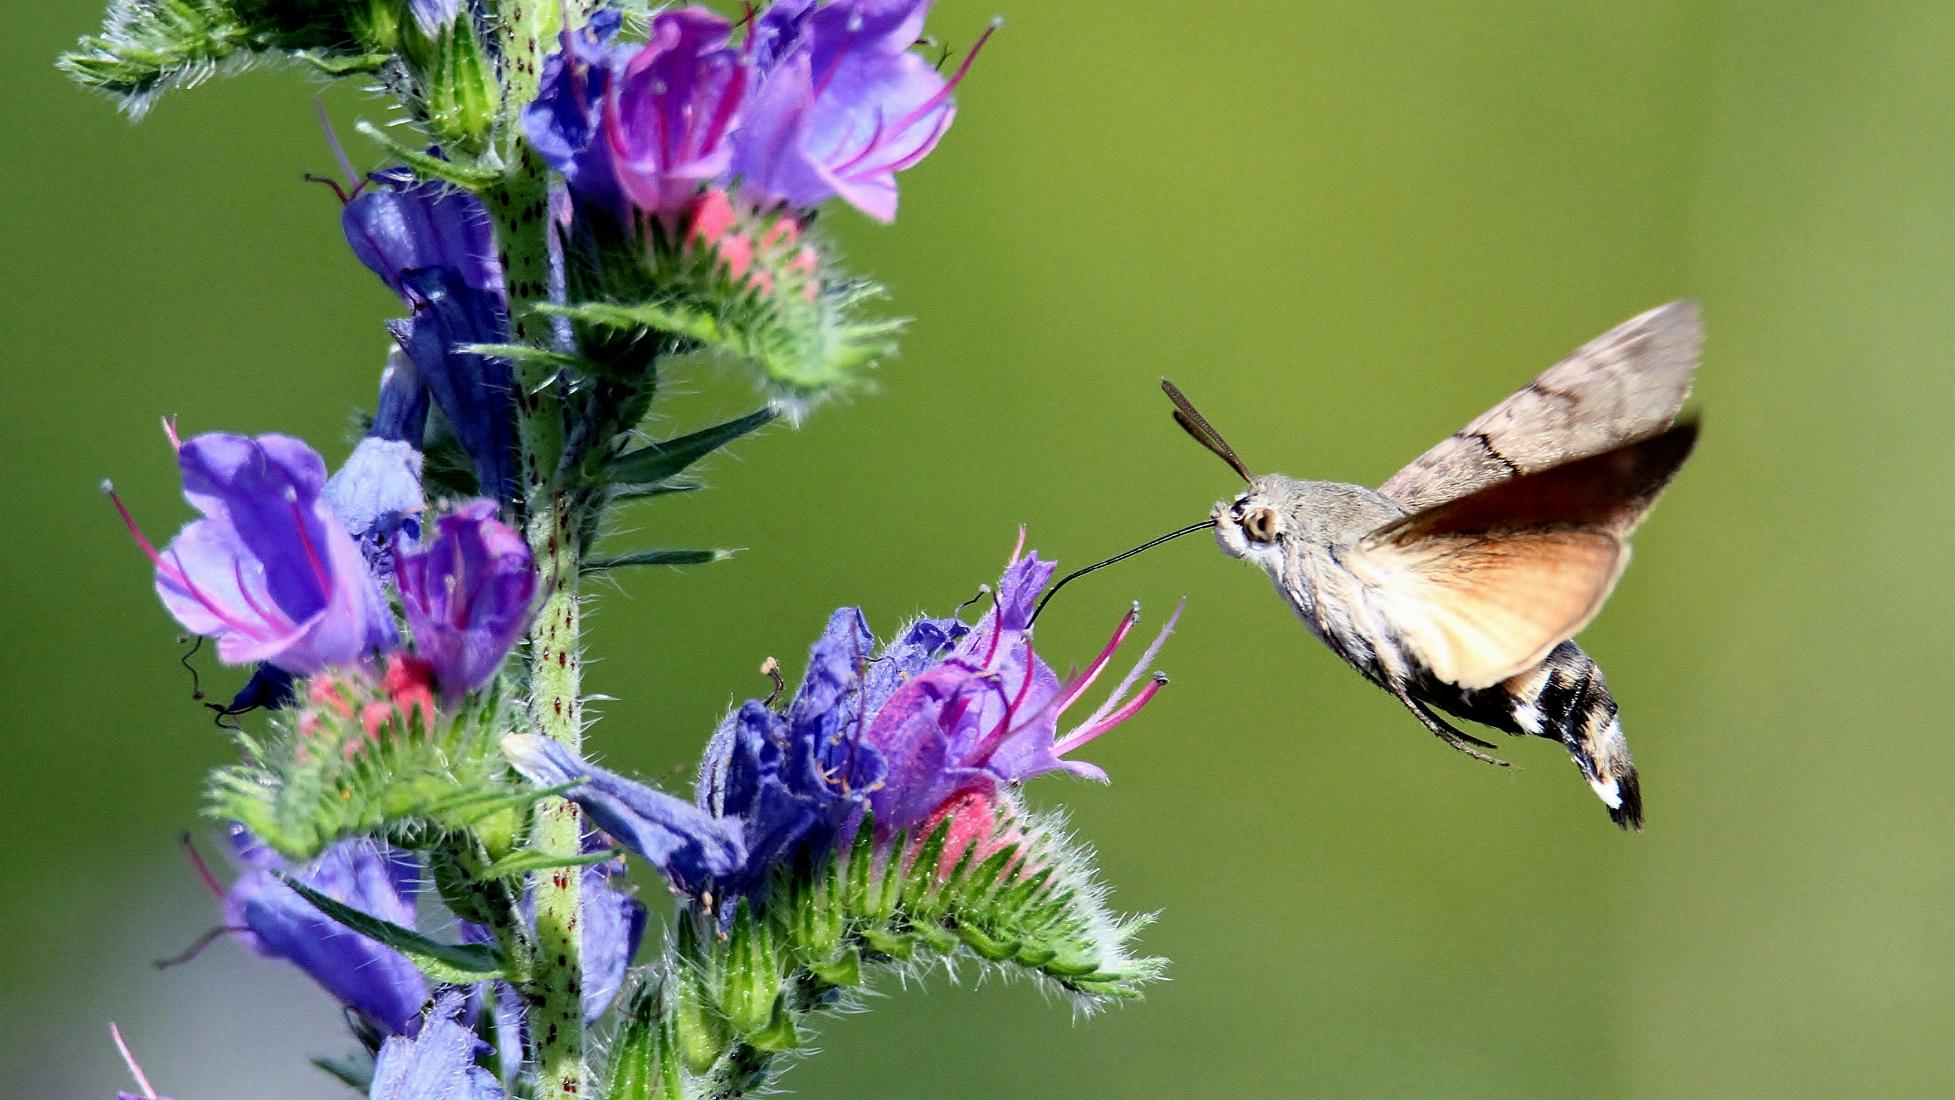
[1054,673,1165,757]
[1054,604,1137,716]
[111,1023,159,1100]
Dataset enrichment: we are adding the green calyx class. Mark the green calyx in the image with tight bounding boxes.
[600,804,1164,1098]
[207,669,528,863]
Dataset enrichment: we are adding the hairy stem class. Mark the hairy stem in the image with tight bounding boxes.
[487,1,588,1088]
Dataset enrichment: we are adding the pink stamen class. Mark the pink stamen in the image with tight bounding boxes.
[699,64,747,161]
[104,482,164,565]
[877,19,995,145]
[286,493,334,597]
[969,638,1041,765]
[231,558,295,635]
[847,109,954,179]
[1055,603,1137,715]
[111,1023,159,1100]
[180,834,225,900]
[827,106,889,176]
[1070,599,1181,733]
[315,99,360,202]
[1055,672,1166,757]
[167,547,275,641]
[161,416,182,451]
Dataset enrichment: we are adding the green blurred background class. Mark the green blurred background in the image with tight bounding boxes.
[7,1,1954,1096]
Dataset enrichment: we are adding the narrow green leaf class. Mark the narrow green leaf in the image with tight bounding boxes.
[279,876,505,984]
[310,1055,372,1092]
[581,548,736,574]
[603,407,779,486]
[354,121,500,189]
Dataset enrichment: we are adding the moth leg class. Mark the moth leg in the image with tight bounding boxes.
[1389,684,1509,767]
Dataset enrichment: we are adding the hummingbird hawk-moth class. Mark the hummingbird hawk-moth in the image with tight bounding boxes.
[1162,302,1701,829]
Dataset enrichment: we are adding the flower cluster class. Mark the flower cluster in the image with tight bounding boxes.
[527,1,991,228]
[112,431,533,704]
[508,535,1178,911]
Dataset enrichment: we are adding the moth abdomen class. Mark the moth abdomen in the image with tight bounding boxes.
[1420,641,1643,830]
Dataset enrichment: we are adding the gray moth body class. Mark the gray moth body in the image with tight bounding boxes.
[1175,301,1701,830]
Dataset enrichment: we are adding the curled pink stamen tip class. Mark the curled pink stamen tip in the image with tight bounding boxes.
[112,1023,159,1100]
[1056,602,1138,714]
[181,834,225,900]
[1056,671,1166,757]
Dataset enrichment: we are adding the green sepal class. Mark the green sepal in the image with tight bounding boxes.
[858,927,913,960]
[672,921,728,1076]
[581,548,736,574]
[604,983,684,1100]
[412,16,498,153]
[602,407,779,487]
[279,875,507,984]
[355,120,501,189]
[720,900,783,1039]
[806,948,862,988]
[208,675,530,863]
[745,997,801,1054]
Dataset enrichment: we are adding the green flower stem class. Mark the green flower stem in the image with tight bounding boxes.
[487,4,591,1091]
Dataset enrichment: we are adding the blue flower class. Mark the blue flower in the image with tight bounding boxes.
[113,432,397,676]
[222,829,431,1034]
[733,0,993,222]
[522,10,633,215]
[505,534,1174,904]
[394,500,534,702]
[343,168,516,504]
[368,991,505,1100]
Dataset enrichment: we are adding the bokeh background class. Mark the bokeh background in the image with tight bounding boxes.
[7,1,1954,1096]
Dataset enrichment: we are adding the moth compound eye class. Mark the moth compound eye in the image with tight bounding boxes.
[1243,506,1279,543]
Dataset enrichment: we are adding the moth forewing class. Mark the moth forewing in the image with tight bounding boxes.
[1379,301,1702,512]
[1368,421,1701,546]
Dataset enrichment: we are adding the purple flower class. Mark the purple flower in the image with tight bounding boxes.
[113,432,395,676]
[394,500,535,701]
[506,534,1173,903]
[732,0,992,221]
[343,168,516,504]
[523,10,633,214]
[503,735,744,893]
[369,991,505,1100]
[529,2,986,225]
[222,830,431,1034]
[603,9,750,219]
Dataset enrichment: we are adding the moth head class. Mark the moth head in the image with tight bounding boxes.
[1212,480,1290,565]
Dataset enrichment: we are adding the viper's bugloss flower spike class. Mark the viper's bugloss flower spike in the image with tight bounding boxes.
[734,1,993,221]
[394,500,534,702]
[343,168,516,503]
[222,829,431,1034]
[111,432,396,676]
[369,991,506,1100]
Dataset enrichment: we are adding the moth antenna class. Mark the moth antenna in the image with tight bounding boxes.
[1029,520,1217,626]
[1161,378,1253,482]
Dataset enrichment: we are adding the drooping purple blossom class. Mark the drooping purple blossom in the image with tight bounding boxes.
[734,0,991,221]
[506,535,1174,902]
[343,168,516,504]
[221,829,430,1034]
[368,991,506,1100]
[114,432,396,677]
[394,500,535,701]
